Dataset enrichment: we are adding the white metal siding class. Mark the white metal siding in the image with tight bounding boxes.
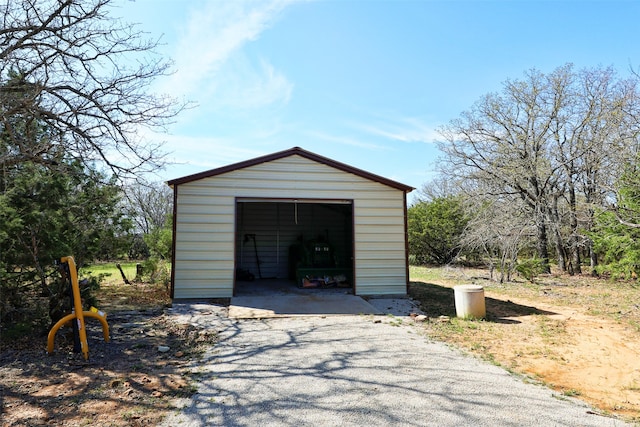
[173,155,407,298]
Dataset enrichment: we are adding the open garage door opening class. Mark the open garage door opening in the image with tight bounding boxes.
[234,199,354,296]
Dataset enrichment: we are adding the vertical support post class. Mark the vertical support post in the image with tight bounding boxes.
[60,256,89,360]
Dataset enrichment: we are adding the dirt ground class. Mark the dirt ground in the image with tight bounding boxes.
[412,269,640,424]
[2,270,640,425]
[0,283,220,427]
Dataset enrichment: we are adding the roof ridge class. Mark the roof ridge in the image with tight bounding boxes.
[167,147,414,192]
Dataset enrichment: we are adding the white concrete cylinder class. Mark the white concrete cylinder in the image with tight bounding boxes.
[453,285,486,319]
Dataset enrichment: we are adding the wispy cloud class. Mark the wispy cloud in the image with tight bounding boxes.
[161,133,265,169]
[304,130,391,151]
[212,57,293,110]
[160,0,298,109]
[353,115,441,144]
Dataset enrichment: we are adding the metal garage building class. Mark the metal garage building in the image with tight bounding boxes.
[167,147,414,299]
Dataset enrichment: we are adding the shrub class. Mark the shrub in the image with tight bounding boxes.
[515,258,547,282]
[141,257,171,287]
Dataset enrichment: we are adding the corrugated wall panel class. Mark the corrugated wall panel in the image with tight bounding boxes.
[357,251,406,260]
[355,225,404,235]
[176,223,233,233]
[175,241,233,251]
[356,283,406,296]
[173,154,408,298]
[174,251,233,261]
[175,233,229,243]
[177,215,231,225]
[355,217,405,226]
[174,281,233,290]
[173,281,233,299]
[176,261,233,280]
[358,266,408,277]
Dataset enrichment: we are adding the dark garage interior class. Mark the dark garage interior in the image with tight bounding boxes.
[234,200,354,294]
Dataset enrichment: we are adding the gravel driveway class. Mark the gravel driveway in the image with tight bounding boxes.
[161,302,629,427]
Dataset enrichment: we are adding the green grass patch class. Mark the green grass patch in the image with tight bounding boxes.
[561,388,582,397]
[83,261,170,311]
[409,265,446,282]
[82,262,138,284]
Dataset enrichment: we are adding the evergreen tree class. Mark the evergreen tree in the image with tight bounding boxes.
[408,196,468,265]
[591,158,640,279]
[0,73,131,329]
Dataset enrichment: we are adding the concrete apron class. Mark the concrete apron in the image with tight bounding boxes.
[229,294,382,319]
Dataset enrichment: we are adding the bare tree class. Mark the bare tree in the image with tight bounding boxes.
[549,66,640,274]
[0,0,185,178]
[438,64,640,274]
[460,194,534,283]
[438,67,566,273]
[418,175,460,202]
[126,180,173,235]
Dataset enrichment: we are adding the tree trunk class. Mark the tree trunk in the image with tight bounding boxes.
[116,263,131,285]
[566,179,582,274]
[554,233,567,273]
[571,237,581,274]
[550,196,572,274]
[535,213,552,273]
[588,238,599,276]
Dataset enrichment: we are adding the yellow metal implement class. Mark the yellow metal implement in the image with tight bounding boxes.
[47,256,110,360]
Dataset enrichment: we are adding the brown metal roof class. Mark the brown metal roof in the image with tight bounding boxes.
[166,146,414,192]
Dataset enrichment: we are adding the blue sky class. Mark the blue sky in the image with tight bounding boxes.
[118,0,640,202]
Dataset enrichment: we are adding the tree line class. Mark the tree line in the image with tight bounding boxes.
[409,64,640,282]
[0,0,180,332]
[3,1,640,333]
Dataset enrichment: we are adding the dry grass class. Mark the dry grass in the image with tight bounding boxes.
[409,265,640,423]
[97,279,171,312]
[0,262,218,427]
[86,261,172,311]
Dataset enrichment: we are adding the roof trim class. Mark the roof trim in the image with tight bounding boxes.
[166,146,414,192]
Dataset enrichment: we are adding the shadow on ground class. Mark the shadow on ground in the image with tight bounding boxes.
[409,281,556,323]
[0,308,218,427]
